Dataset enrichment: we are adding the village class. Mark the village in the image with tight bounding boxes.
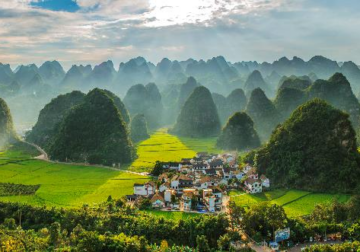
[127,152,270,212]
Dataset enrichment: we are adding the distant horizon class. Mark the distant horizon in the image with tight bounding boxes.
[2,55,359,72]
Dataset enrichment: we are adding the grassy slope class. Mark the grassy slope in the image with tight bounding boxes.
[229,189,351,218]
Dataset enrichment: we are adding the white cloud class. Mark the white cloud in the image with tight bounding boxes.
[1,0,360,67]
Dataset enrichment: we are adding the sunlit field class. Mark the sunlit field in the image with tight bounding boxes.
[129,128,197,172]
[229,189,351,218]
[0,150,149,208]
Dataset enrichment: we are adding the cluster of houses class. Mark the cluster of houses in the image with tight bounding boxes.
[127,152,270,212]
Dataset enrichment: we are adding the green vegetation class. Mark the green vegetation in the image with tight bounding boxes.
[25,90,85,149]
[129,128,196,172]
[130,114,150,143]
[0,145,148,207]
[217,112,260,151]
[144,210,197,221]
[49,88,135,166]
[178,135,221,153]
[283,193,350,217]
[0,183,40,196]
[229,189,350,218]
[0,97,17,148]
[172,86,221,137]
[246,88,281,141]
[0,201,229,251]
[275,73,360,128]
[102,89,130,125]
[256,99,360,193]
[303,242,360,252]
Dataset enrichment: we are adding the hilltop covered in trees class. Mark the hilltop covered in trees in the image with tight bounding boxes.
[48,89,135,166]
[171,86,221,137]
[216,112,260,151]
[26,91,85,150]
[255,99,360,193]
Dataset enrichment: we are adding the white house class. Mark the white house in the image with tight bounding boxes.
[133,182,155,196]
[260,175,270,188]
[244,178,262,194]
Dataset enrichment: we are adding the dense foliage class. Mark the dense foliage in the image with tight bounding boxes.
[256,99,360,193]
[217,112,260,151]
[102,89,130,125]
[0,183,40,196]
[130,114,150,143]
[48,88,135,166]
[245,88,281,141]
[172,86,221,137]
[0,200,229,251]
[0,97,17,149]
[26,91,85,150]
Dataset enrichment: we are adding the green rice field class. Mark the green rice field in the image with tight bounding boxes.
[129,128,197,172]
[229,189,351,218]
[0,152,149,208]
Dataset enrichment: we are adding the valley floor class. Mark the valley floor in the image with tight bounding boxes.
[0,128,351,219]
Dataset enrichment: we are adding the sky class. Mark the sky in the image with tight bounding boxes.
[0,0,359,69]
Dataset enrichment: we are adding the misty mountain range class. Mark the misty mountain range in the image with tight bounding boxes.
[1,55,360,98]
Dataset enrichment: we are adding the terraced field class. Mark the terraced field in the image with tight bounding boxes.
[229,189,351,218]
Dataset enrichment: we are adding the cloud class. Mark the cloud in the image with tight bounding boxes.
[0,0,359,68]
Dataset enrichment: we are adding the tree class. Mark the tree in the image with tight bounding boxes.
[266,204,287,241]
[151,161,164,176]
[228,201,245,231]
[50,222,61,247]
[196,235,210,252]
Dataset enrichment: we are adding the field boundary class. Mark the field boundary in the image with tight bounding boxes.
[279,192,313,207]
